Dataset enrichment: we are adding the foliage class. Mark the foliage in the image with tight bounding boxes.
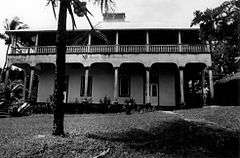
[99,96,111,105]
[191,0,240,75]
[124,98,136,115]
[0,17,29,82]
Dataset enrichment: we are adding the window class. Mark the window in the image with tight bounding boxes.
[119,76,130,97]
[80,76,92,97]
[150,84,158,97]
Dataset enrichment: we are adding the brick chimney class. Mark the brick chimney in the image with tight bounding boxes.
[103,13,125,22]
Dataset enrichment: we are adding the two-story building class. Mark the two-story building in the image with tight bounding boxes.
[5,13,214,108]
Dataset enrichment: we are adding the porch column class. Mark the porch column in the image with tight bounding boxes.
[178,31,182,52]
[208,68,214,100]
[34,34,39,52]
[87,34,91,53]
[84,67,89,97]
[113,67,119,100]
[23,70,28,101]
[11,35,17,54]
[115,31,119,52]
[4,68,10,87]
[146,31,149,52]
[202,68,206,106]
[28,68,35,101]
[179,67,185,105]
[145,67,150,104]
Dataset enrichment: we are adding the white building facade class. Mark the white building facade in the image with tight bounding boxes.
[5,13,214,108]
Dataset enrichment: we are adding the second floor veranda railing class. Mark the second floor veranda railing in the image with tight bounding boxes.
[11,44,210,54]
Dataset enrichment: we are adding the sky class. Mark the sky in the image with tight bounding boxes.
[0,0,226,68]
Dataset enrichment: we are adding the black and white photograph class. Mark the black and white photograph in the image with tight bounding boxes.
[0,0,239,157]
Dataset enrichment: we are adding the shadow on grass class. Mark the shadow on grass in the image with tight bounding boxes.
[86,119,240,158]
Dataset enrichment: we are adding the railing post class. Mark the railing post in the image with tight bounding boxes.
[115,31,119,53]
[178,31,182,52]
[35,34,39,53]
[146,31,149,52]
[88,33,91,53]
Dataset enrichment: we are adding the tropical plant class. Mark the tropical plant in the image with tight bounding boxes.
[47,0,114,136]
[191,0,240,75]
[0,17,29,82]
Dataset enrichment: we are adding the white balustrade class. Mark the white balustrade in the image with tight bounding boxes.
[10,44,210,55]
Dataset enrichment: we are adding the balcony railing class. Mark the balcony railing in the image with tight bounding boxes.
[11,44,210,54]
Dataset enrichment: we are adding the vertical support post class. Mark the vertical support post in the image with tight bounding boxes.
[178,31,182,52]
[28,68,35,101]
[11,35,17,54]
[84,67,89,97]
[113,67,119,101]
[179,67,185,105]
[202,68,206,106]
[115,31,119,52]
[208,68,214,100]
[146,68,150,104]
[35,34,39,53]
[23,70,28,101]
[4,68,10,87]
[146,31,149,52]
[87,33,91,53]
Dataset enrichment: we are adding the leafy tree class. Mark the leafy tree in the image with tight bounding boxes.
[0,17,28,82]
[191,0,240,75]
[47,0,114,136]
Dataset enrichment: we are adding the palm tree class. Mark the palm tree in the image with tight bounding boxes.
[48,0,114,136]
[0,17,29,82]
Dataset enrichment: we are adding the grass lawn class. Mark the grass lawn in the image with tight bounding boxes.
[0,106,239,158]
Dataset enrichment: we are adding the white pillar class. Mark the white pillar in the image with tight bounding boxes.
[113,67,119,100]
[88,34,91,53]
[4,68,10,87]
[146,68,150,104]
[84,67,89,97]
[11,35,17,54]
[35,34,39,52]
[209,68,214,100]
[178,31,182,52]
[179,67,185,105]
[115,31,119,52]
[23,70,28,101]
[146,31,149,52]
[28,68,35,101]
[202,68,207,105]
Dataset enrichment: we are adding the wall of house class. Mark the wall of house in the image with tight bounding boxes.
[90,64,114,103]
[66,65,84,103]
[159,69,176,106]
[37,68,55,102]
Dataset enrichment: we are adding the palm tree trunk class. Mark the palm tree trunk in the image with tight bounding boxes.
[52,0,67,136]
[0,44,10,83]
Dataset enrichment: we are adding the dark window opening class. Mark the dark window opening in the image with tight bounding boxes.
[119,76,130,97]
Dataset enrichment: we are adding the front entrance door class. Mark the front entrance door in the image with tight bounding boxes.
[150,83,158,106]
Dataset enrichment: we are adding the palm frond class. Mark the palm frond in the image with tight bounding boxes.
[93,0,114,13]
[0,33,7,40]
[46,0,58,19]
[67,1,77,30]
